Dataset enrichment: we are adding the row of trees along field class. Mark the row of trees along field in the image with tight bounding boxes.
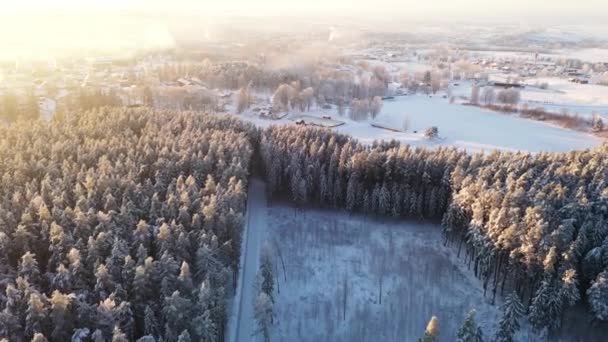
[0,108,256,341]
[159,60,392,109]
[260,125,608,339]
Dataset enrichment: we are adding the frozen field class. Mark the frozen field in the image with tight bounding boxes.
[522,77,608,117]
[233,95,603,153]
[265,204,502,342]
[555,48,608,64]
[371,96,603,152]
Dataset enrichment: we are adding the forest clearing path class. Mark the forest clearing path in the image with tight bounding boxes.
[230,178,267,342]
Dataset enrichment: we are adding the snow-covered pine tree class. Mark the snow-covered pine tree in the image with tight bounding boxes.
[378,182,391,216]
[25,292,48,340]
[254,292,273,342]
[31,333,48,342]
[456,310,483,342]
[494,292,524,342]
[112,326,129,342]
[18,252,41,285]
[177,330,192,342]
[260,245,275,302]
[143,305,160,338]
[346,175,358,211]
[587,270,608,321]
[529,277,561,330]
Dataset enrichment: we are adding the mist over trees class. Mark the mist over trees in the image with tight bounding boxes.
[155,59,392,117]
[0,108,255,341]
[1,91,41,122]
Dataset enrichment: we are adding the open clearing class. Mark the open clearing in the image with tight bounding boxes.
[369,96,602,152]
[265,204,504,342]
[233,94,603,153]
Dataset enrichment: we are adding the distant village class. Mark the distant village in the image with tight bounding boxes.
[1,40,607,124]
[0,53,235,121]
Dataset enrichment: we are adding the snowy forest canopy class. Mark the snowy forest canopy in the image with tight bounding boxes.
[260,125,608,339]
[0,108,255,341]
[0,109,607,341]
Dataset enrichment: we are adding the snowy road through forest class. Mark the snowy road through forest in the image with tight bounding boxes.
[230,178,267,342]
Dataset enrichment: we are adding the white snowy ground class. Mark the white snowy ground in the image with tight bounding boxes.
[461,75,608,120]
[554,48,608,64]
[520,77,608,119]
[231,94,603,153]
[264,204,509,342]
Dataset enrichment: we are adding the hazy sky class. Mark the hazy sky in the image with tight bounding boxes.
[1,0,607,61]
[4,0,608,19]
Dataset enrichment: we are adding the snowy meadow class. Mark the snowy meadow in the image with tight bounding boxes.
[266,204,501,342]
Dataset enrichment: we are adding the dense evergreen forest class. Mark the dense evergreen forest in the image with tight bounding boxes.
[0,108,256,341]
[0,110,606,341]
[260,125,608,339]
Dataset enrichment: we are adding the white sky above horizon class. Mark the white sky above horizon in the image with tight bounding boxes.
[0,0,607,62]
[3,0,608,19]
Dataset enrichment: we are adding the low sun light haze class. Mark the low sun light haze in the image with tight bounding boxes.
[3,0,608,17]
[0,0,607,61]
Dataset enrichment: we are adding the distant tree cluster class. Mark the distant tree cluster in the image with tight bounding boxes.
[271,82,314,113]
[0,108,255,341]
[495,89,521,105]
[261,126,462,219]
[62,88,123,113]
[159,60,391,115]
[260,125,608,336]
[349,96,383,121]
[1,90,40,122]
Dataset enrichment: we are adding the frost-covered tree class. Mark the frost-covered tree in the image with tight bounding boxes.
[424,126,439,139]
[254,292,273,342]
[420,316,440,342]
[587,270,608,321]
[31,333,48,342]
[235,86,251,114]
[177,330,192,342]
[457,310,483,342]
[112,326,129,342]
[71,328,91,342]
[495,292,524,342]
[591,114,604,132]
[260,245,275,301]
[370,96,383,119]
[481,87,495,104]
[470,86,480,104]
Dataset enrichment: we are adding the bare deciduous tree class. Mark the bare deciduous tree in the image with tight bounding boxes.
[235,86,251,113]
[299,87,314,112]
[470,86,480,104]
[370,96,383,119]
[482,87,495,105]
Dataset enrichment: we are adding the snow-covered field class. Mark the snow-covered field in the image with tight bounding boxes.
[373,96,602,152]
[265,204,503,342]
[233,95,603,153]
[521,77,608,118]
[555,48,608,64]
